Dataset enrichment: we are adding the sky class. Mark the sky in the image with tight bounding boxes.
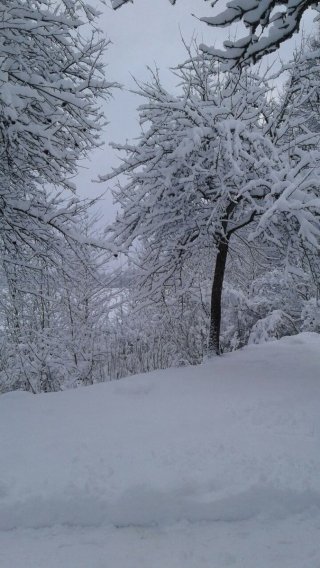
[76,0,317,225]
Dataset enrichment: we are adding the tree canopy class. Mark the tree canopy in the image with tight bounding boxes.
[102,43,320,353]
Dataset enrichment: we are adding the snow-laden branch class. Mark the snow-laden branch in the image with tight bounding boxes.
[111,0,320,66]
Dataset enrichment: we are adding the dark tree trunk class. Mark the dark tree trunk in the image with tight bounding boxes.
[206,202,255,357]
[208,237,229,356]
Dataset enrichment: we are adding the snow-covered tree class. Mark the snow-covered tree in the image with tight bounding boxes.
[102,259,209,379]
[0,0,115,271]
[257,34,320,272]
[55,220,113,387]
[111,0,319,65]
[0,213,114,393]
[275,32,320,139]
[0,0,117,392]
[199,0,319,66]
[102,47,320,356]
[1,0,112,188]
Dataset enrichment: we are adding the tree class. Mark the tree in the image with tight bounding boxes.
[277,32,320,137]
[0,213,114,393]
[199,0,319,66]
[98,54,268,353]
[103,46,320,355]
[0,0,116,392]
[0,0,116,270]
[1,0,112,188]
[111,0,319,65]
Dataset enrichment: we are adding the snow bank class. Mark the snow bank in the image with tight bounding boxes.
[1,332,320,535]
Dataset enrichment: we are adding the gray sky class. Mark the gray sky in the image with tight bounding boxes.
[76,0,316,225]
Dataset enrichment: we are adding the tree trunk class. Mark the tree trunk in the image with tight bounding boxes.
[208,237,229,356]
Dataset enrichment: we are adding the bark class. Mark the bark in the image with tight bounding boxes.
[208,237,229,356]
[207,202,256,356]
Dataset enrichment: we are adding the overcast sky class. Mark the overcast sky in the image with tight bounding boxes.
[76,0,316,225]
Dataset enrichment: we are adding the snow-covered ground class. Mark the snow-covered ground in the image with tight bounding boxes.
[1,333,320,568]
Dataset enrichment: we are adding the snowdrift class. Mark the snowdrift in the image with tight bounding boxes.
[1,333,320,568]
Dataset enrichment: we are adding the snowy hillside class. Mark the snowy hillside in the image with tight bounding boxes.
[1,333,320,568]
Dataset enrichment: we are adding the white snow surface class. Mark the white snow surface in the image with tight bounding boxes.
[1,332,320,567]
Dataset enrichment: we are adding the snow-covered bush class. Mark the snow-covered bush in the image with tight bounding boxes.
[301,299,320,333]
[248,310,297,345]
[220,286,253,351]
[221,263,318,349]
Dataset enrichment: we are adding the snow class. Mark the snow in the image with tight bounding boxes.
[1,332,320,567]
[199,0,320,65]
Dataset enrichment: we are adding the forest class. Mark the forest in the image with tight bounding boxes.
[0,0,319,394]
